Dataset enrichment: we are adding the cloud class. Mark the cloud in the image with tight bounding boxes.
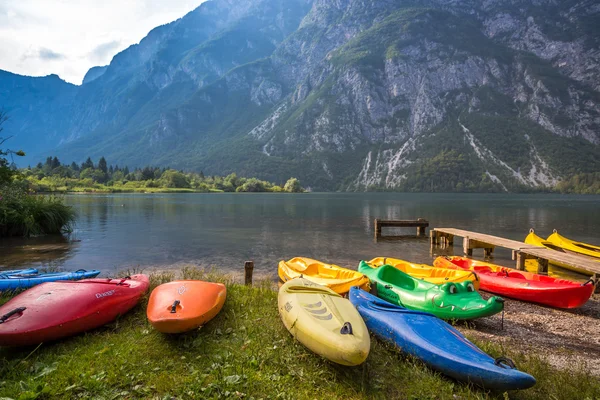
[38,47,65,60]
[0,0,207,84]
[21,47,65,61]
[88,40,122,64]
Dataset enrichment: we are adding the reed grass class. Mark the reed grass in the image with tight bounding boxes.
[0,184,75,237]
[0,268,598,399]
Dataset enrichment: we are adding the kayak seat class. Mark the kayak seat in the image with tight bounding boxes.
[379,266,417,291]
[506,272,526,280]
[473,266,493,274]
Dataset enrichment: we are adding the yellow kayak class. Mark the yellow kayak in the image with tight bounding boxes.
[278,257,370,294]
[365,257,480,290]
[547,230,600,260]
[524,230,593,276]
[278,278,370,366]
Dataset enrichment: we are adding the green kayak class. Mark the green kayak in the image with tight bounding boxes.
[358,261,504,320]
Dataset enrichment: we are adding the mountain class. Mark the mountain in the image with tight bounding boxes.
[1,0,599,191]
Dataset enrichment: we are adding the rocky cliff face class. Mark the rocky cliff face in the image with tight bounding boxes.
[2,0,599,191]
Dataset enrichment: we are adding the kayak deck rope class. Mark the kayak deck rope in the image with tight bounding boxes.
[494,356,516,369]
[581,278,595,286]
[0,307,26,324]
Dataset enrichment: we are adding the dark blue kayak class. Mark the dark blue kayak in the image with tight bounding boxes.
[0,269,101,291]
[349,287,536,391]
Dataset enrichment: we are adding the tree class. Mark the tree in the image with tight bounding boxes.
[70,162,80,171]
[284,177,302,193]
[236,178,267,192]
[0,110,25,185]
[82,157,94,170]
[141,166,155,180]
[98,157,108,174]
[160,169,191,188]
[51,156,61,169]
[80,168,107,183]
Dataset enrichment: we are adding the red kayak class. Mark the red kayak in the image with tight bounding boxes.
[433,257,594,309]
[0,275,149,346]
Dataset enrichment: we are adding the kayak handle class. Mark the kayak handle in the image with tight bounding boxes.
[494,356,516,369]
[582,278,595,286]
[0,307,26,324]
[116,277,131,286]
[170,300,180,313]
[340,322,353,335]
[384,285,393,289]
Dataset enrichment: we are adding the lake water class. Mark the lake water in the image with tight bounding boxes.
[1,193,599,279]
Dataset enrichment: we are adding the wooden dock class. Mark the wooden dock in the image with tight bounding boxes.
[431,228,600,280]
[374,218,429,238]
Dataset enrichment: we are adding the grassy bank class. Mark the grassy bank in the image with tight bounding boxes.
[0,268,599,399]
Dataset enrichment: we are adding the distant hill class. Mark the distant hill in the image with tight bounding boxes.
[2,0,599,191]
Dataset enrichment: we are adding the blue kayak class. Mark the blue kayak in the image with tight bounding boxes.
[0,268,38,276]
[349,287,536,391]
[0,269,101,291]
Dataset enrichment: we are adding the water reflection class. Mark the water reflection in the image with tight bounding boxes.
[0,235,77,270]
[0,193,597,279]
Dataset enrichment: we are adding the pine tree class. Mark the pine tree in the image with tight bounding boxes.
[82,157,94,170]
[51,156,60,169]
[98,157,108,173]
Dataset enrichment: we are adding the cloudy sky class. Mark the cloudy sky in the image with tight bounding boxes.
[0,0,206,85]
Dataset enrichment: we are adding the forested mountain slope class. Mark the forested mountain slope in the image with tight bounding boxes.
[2,0,599,191]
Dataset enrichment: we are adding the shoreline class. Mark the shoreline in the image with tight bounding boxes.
[1,267,598,399]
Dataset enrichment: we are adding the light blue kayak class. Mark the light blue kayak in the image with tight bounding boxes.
[0,269,38,277]
[349,287,536,391]
[0,269,101,291]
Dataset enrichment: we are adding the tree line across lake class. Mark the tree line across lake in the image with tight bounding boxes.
[23,156,304,193]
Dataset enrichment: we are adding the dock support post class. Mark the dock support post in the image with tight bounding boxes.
[463,237,473,256]
[512,250,518,261]
[593,273,600,294]
[483,248,494,258]
[417,218,426,237]
[537,258,549,275]
[245,261,254,286]
[374,219,381,239]
[516,252,525,271]
[430,230,437,246]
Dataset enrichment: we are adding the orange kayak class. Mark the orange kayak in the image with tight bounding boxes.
[147,280,226,333]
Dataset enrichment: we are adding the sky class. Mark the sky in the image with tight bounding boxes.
[0,0,206,85]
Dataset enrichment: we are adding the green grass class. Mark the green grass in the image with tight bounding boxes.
[0,269,599,399]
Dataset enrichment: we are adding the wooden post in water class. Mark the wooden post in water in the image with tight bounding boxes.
[245,261,254,286]
[374,219,381,239]
[417,218,426,237]
[537,258,549,275]
[515,252,526,271]
[430,230,438,246]
[463,237,473,256]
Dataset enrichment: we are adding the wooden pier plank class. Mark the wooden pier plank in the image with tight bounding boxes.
[375,218,429,238]
[432,228,600,276]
